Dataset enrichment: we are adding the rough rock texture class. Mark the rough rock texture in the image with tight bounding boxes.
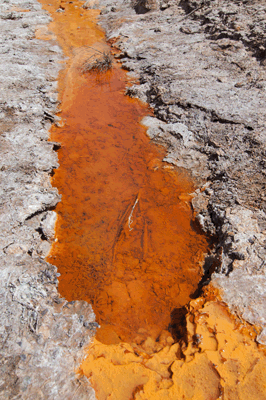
[95,0,266,343]
[2,0,266,397]
[0,1,96,398]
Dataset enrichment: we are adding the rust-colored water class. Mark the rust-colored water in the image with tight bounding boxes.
[40,0,209,345]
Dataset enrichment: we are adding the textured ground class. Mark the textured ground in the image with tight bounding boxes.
[1,0,266,398]
[81,288,266,400]
[0,1,96,398]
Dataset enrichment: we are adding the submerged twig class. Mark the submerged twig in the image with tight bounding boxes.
[111,193,140,262]
[128,197,139,231]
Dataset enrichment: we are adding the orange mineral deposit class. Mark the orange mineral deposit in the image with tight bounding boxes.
[40,0,209,345]
[80,294,266,400]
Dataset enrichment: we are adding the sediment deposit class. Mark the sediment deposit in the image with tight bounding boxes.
[81,287,266,400]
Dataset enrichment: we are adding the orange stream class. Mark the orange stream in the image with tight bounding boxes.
[40,0,209,344]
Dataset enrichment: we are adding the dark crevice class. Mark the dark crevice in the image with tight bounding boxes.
[43,110,55,123]
[35,227,48,241]
[225,261,234,276]
[210,111,242,126]
[191,253,221,299]
[134,4,150,14]
[169,306,188,344]
[48,141,61,151]
[169,248,221,357]
[25,205,56,222]
[178,0,192,14]
[132,0,151,14]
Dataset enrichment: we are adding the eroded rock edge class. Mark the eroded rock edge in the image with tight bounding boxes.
[0,1,96,398]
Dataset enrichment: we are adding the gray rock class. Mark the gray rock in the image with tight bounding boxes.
[0,1,96,398]
[40,211,57,242]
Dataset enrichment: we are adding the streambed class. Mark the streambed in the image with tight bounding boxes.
[42,0,208,352]
[1,0,266,398]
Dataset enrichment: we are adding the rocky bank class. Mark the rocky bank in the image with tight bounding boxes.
[96,0,266,343]
[0,1,96,398]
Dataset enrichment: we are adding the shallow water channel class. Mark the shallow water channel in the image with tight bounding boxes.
[42,0,209,346]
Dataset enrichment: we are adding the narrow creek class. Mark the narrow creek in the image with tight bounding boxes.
[37,1,266,399]
[41,0,209,344]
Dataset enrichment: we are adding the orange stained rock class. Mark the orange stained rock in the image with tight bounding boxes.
[80,292,266,400]
[40,0,209,345]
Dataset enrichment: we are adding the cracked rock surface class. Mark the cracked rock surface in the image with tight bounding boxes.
[96,0,266,343]
[0,1,96,398]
